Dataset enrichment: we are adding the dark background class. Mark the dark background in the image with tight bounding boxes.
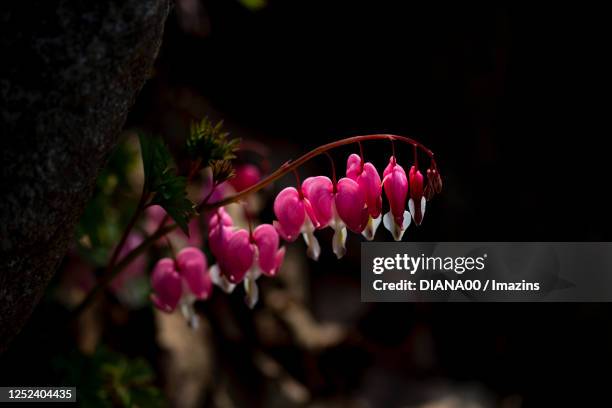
[2,1,610,406]
[139,2,612,404]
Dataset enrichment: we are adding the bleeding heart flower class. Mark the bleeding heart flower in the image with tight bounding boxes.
[176,247,212,299]
[252,224,286,277]
[335,177,368,234]
[207,207,236,290]
[150,247,212,327]
[220,229,254,284]
[302,176,346,259]
[382,156,411,241]
[408,165,426,226]
[150,259,183,313]
[244,224,286,308]
[346,154,383,240]
[208,208,234,257]
[211,224,285,308]
[208,206,233,229]
[273,186,320,260]
[301,175,368,258]
[302,176,334,228]
[229,164,261,192]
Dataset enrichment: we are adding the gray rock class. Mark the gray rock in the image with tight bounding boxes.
[0,0,171,352]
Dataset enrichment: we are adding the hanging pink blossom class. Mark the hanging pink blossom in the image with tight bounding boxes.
[229,164,261,192]
[382,156,411,241]
[150,246,211,315]
[408,165,425,226]
[252,224,286,277]
[335,177,368,233]
[150,259,182,313]
[273,186,320,260]
[346,153,383,240]
[301,176,340,258]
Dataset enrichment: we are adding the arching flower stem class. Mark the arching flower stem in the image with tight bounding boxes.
[201,134,434,211]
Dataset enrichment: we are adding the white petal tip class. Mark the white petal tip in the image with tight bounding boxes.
[361,231,374,241]
[210,264,237,294]
[362,214,382,241]
[420,196,426,222]
[332,227,347,259]
[302,231,321,261]
[402,210,411,230]
[383,212,408,241]
[244,278,259,309]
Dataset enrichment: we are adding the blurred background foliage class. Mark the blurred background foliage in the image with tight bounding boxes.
[53,346,164,408]
[76,138,142,268]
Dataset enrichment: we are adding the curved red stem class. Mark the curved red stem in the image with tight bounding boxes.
[201,134,434,210]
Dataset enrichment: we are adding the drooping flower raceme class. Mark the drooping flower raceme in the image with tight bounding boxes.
[382,156,411,241]
[150,246,211,327]
[280,151,434,257]
[142,135,441,320]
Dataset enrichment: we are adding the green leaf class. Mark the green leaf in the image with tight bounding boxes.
[139,133,174,192]
[52,346,166,408]
[210,159,236,185]
[186,117,240,169]
[149,174,193,235]
[139,133,195,235]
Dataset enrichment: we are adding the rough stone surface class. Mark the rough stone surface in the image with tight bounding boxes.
[0,0,171,352]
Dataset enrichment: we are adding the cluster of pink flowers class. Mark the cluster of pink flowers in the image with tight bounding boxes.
[273,153,441,259]
[207,208,285,307]
[149,151,442,320]
[149,164,284,318]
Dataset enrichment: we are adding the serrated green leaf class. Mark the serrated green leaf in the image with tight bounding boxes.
[138,133,173,192]
[186,117,240,170]
[138,133,195,235]
[149,176,194,236]
[211,159,236,184]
